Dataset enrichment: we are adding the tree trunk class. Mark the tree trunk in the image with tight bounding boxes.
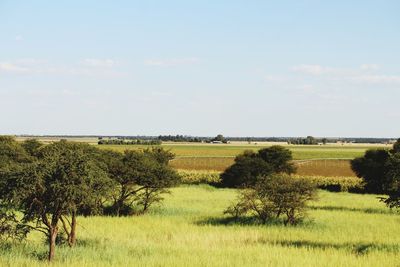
[48,226,58,261]
[69,211,77,247]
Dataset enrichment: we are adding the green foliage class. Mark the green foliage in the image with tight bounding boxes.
[391,138,400,154]
[221,146,296,187]
[380,153,400,209]
[1,140,112,260]
[0,210,29,242]
[351,149,391,193]
[21,139,43,157]
[0,136,32,168]
[103,147,180,215]
[224,174,317,225]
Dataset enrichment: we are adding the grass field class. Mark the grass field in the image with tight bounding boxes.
[100,143,387,159]
[1,185,399,267]
[100,143,386,176]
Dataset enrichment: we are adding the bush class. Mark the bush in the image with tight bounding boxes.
[221,146,296,188]
[224,174,317,225]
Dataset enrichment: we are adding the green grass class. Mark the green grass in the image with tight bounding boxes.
[1,185,399,266]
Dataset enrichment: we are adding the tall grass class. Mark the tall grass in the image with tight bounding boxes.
[0,186,398,266]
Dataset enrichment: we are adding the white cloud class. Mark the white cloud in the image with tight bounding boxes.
[144,57,200,67]
[360,64,380,71]
[0,58,123,77]
[291,64,335,75]
[81,58,116,68]
[353,75,400,85]
[0,62,29,73]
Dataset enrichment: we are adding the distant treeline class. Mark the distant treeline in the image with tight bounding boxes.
[98,138,161,145]
[17,135,396,144]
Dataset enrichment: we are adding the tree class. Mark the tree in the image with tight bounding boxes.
[221,146,296,188]
[2,141,111,261]
[392,138,400,154]
[380,153,400,209]
[104,147,179,216]
[224,174,316,225]
[351,149,391,193]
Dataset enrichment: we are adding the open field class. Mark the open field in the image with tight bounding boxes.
[102,143,385,176]
[171,158,357,177]
[98,143,388,159]
[1,185,399,267]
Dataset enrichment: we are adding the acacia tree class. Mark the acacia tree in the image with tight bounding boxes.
[3,141,111,261]
[221,146,296,188]
[104,147,179,216]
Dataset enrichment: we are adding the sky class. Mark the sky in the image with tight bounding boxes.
[0,0,399,137]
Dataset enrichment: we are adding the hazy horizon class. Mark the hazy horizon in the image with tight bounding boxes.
[1,1,399,137]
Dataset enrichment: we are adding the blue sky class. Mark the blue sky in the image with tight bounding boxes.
[0,1,399,137]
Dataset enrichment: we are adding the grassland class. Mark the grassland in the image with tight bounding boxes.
[100,143,387,159]
[100,143,387,176]
[1,185,399,267]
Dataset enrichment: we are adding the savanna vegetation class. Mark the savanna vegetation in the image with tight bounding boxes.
[0,136,399,266]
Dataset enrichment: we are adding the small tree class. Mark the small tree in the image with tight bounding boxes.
[104,147,179,216]
[225,174,317,225]
[221,146,296,188]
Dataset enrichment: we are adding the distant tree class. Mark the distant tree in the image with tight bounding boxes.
[104,148,179,216]
[224,174,317,225]
[210,134,227,143]
[351,149,391,193]
[305,136,316,145]
[221,146,296,188]
[321,138,328,145]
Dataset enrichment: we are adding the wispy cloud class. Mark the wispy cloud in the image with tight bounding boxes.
[80,58,116,68]
[291,64,335,75]
[360,64,380,71]
[352,75,400,85]
[0,58,123,77]
[144,57,200,67]
[290,63,400,86]
[0,62,29,73]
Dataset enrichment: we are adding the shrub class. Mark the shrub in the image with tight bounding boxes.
[224,174,317,225]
